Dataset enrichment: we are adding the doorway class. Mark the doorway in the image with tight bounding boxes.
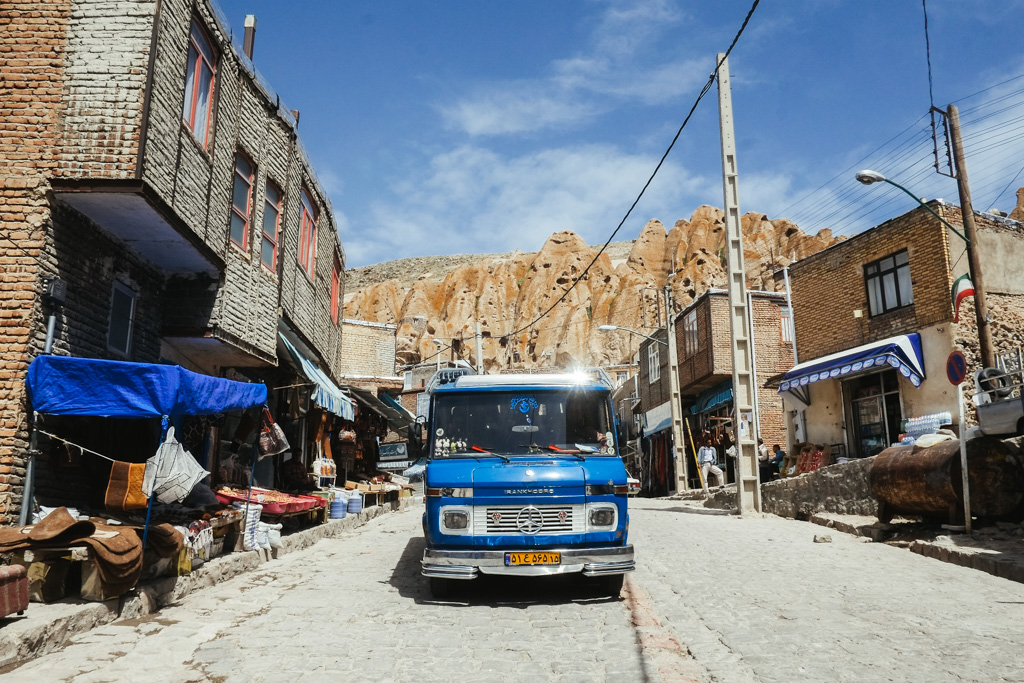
[845,369,903,458]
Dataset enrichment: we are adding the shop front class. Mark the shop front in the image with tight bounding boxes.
[779,332,956,465]
[641,402,675,496]
[12,355,269,603]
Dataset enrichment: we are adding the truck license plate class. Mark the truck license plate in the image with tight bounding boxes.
[505,551,560,566]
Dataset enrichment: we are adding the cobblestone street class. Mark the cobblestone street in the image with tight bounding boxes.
[7,498,1024,682]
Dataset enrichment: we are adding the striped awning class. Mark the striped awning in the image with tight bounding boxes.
[277,332,355,421]
[778,333,925,394]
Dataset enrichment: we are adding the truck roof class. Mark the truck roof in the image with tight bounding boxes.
[438,373,611,392]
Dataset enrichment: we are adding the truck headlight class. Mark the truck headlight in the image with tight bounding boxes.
[438,505,472,535]
[443,510,468,529]
[589,508,615,526]
[586,504,617,530]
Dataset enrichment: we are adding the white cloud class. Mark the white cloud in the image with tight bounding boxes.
[439,0,697,137]
[439,88,596,137]
[343,143,715,266]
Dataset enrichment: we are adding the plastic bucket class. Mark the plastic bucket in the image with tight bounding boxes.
[347,493,363,513]
[329,501,347,519]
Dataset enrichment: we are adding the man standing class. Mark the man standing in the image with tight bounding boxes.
[698,437,726,493]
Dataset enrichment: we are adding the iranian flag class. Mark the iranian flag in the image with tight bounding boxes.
[951,273,975,323]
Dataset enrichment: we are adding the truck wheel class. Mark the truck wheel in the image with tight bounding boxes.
[429,577,451,599]
[601,573,624,597]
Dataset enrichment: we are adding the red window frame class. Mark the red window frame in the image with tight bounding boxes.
[261,180,282,271]
[298,187,318,276]
[230,153,254,250]
[182,19,217,149]
[331,254,341,324]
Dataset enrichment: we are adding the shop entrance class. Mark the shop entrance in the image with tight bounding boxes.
[845,369,903,458]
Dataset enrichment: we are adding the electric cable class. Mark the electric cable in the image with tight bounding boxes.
[498,0,761,342]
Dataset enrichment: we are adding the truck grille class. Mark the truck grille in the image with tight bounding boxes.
[474,505,584,535]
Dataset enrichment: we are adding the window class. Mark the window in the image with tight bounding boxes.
[182,19,217,149]
[780,306,793,343]
[230,153,254,249]
[330,254,341,324]
[108,282,136,357]
[261,180,282,270]
[298,187,318,276]
[648,343,660,384]
[865,250,913,316]
[682,310,698,358]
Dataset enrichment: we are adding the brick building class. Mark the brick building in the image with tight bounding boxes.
[0,0,350,523]
[780,202,1024,460]
[627,289,794,493]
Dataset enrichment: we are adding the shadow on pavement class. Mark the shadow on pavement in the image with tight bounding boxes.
[389,536,625,607]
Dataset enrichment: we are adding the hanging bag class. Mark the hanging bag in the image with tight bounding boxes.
[258,407,290,459]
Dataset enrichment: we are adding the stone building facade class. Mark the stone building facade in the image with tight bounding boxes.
[782,202,1024,459]
[0,0,347,523]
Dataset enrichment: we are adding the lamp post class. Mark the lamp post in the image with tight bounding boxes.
[432,339,443,374]
[857,169,987,534]
[855,169,993,366]
[599,321,686,493]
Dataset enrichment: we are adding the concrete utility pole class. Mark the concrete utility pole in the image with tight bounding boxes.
[716,54,760,514]
[947,104,995,369]
[664,285,687,492]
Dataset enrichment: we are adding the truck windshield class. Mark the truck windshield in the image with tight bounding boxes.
[430,389,614,458]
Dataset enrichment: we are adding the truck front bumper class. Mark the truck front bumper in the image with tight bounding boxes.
[421,544,635,580]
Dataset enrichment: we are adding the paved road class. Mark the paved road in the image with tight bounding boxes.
[9,499,1024,682]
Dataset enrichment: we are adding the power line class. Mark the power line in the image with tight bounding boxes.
[501,0,761,342]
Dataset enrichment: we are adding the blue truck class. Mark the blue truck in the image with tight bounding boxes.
[417,373,635,598]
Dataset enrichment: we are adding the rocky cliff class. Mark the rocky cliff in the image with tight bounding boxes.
[343,207,841,372]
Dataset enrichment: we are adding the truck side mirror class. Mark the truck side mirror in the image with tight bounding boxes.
[407,421,424,457]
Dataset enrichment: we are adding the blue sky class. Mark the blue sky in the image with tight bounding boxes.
[213,0,1024,268]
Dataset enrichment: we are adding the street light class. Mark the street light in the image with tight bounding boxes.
[432,339,443,373]
[598,324,668,346]
[855,170,969,244]
[856,169,992,367]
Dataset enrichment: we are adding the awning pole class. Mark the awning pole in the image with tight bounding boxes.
[142,417,170,554]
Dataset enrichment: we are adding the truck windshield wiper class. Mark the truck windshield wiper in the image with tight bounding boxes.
[471,445,510,462]
[547,445,586,461]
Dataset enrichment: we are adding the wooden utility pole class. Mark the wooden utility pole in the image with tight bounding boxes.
[947,104,995,369]
[716,54,760,514]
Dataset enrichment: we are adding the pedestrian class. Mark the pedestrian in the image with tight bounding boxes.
[771,444,786,476]
[757,438,774,482]
[697,437,725,493]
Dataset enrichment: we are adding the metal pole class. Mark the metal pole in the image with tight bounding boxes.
[664,286,687,493]
[717,53,759,514]
[475,322,483,374]
[782,267,806,443]
[947,104,994,369]
[957,388,972,533]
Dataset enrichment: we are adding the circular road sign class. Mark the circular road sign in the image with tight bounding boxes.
[947,350,968,385]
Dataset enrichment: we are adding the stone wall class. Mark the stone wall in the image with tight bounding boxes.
[58,0,153,179]
[705,457,878,518]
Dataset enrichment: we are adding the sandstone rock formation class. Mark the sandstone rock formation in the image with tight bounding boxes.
[343,208,841,373]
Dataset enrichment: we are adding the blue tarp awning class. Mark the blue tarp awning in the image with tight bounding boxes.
[778,333,925,394]
[691,379,734,415]
[26,355,267,418]
[277,332,355,421]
